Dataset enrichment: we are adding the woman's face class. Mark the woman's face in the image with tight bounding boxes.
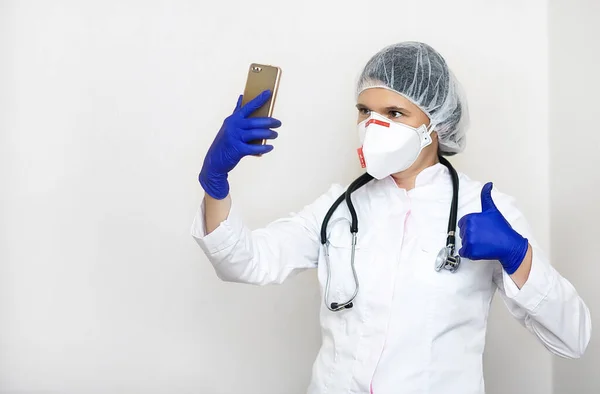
[356,88,431,129]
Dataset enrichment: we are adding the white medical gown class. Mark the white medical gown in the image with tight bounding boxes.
[191,163,591,394]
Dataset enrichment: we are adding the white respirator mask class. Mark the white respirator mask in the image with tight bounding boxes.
[357,111,435,180]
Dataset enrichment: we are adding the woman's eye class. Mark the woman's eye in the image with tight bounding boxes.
[389,111,402,119]
[359,108,371,116]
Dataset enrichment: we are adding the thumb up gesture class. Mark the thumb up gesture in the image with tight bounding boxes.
[458,182,529,274]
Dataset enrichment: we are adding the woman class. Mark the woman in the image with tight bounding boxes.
[191,42,591,394]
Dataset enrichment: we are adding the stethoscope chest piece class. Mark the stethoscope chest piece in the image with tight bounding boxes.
[435,245,461,273]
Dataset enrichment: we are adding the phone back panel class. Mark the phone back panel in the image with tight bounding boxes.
[241,64,281,118]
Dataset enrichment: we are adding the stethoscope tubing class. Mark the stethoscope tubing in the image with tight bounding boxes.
[320,156,460,312]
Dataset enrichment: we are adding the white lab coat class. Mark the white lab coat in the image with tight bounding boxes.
[191,163,591,394]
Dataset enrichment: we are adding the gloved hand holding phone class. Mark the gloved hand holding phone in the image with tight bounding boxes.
[199,90,281,200]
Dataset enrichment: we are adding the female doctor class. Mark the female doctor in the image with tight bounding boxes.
[191,42,591,394]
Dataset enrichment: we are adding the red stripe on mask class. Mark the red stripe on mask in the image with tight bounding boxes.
[357,147,366,168]
[365,118,390,128]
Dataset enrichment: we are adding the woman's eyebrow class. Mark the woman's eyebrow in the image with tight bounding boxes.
[385,106,411,114]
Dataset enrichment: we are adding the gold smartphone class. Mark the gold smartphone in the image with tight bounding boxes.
[241,63,282,145]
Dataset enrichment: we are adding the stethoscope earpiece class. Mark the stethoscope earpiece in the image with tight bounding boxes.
[330,302,353,311]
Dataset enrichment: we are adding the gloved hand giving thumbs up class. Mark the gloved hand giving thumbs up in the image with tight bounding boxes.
[458,182,530,274]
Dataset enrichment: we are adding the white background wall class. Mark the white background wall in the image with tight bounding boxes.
[0,0,580,393]
[549,1,599,393]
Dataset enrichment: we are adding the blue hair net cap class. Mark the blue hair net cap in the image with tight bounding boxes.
[357,42,469,155]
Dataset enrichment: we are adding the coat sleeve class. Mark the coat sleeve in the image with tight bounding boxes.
[491,194,592,359]
[190,184,344,285]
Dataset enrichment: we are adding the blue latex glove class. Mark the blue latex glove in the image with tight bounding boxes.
[199,90,281,199]
[458,182,529,274]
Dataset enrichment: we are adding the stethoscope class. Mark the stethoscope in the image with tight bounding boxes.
[319,156,461,312]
